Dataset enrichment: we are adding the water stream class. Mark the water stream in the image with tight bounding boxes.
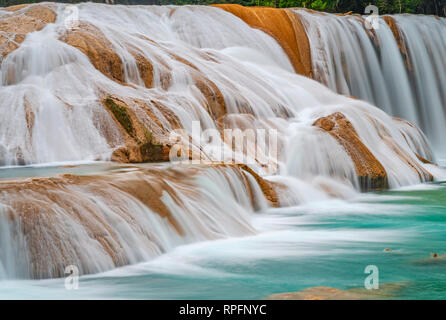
[0,3,445,299]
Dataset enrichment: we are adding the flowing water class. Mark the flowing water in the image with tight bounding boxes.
[0,3,445,299]
[296,10,446,161]
[0,3,438,182]
[1,168,446,299]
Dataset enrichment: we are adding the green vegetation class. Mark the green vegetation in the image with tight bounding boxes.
[103,96,164,161]
[140,125,165,162]
[104,96,134,137]
[1,0,444,17]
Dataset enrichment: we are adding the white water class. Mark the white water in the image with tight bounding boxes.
[0,165,258,279]
[0,4,438,184]
[295,10,446,159]
[0,3,444,280]
[0,194,414,298]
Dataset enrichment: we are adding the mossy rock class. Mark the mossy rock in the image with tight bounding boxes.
[139,142,165,162]
[359,175,389,192]
[104,96,134,137]
[138,127,168,162]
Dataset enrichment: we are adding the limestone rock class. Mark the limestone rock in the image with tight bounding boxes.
[240,164,279,208]
[383,16,412,71]
[266,282,407,300]
[103,95,174,163]
[62,23,126,84]
[314,112,388,191]
[0,4,57,59]
[214,4,312,77]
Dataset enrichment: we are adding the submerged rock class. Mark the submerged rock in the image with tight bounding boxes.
[266,282,408,300]
[412,253,446,265]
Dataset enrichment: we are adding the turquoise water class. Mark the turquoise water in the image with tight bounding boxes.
[0,165,445,299]
[0,162,135,180]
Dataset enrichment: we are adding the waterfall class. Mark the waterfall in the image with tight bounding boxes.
[0,165,262,279]
[0,4,437,183]
[295,10,446,160]
[0,3,444,279]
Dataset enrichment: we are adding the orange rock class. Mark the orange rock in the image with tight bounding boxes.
[193,74,227,120]
[131,52,154,88]
[3,4,30,12]
[372,117,433,182]
[62,23,126,84]
[314,112,388,191]
[267,286,361,300]
[62,23,158,89]
[167,53,226,119]
[213,4,312,77]
[0,4,57,59]
[266,282,407,300]
[240,164,279,207]
[103,95,174,163]
[383,16,412,71]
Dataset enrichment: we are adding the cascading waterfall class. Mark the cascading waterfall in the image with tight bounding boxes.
[0,165,262,279]
[0,4,437,181]
[392,15,446,153]
[295,9,446,159]
[0,3,444,280]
